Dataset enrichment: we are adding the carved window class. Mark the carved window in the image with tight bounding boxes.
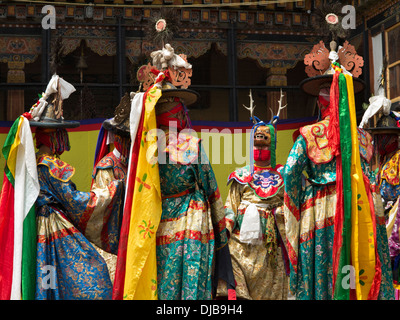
[386,22,400,103]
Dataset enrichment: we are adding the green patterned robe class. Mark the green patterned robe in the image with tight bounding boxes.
[283,132,394,300]
[156,137,228,300]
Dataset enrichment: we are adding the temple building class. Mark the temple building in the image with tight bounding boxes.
[0,0,399,124]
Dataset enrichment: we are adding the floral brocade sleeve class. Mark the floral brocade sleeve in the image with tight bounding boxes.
[196,142,228,250]
[36,161,92,218]
[36,158,125,254]
[223,180,243,236]
[92,167,115,189]
[282,135,308,274]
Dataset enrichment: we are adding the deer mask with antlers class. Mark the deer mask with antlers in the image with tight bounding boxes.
[243,89,287,169]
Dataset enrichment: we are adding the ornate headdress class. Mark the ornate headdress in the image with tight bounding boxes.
[136,11,199,111]
[362,63,400,158]
[22,74,78,155]
[102,92,133,137]
[26,74,79,129]
[368,112,400,135]
[300,1,365,97]
[361,57,397,134]
[300,40,365,96]
[25,35,78,129]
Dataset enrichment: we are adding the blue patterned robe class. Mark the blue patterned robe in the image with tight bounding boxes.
[35,154,124,300]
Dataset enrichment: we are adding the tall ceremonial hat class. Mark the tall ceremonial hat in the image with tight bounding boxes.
[27,74,80,129]
[360,56,399,135]
[136,8,199,112]
[102,92,132,137]
[299,41,365,96]
[27,35,79,129]
[367,112,400,135]
[299,2,365,96]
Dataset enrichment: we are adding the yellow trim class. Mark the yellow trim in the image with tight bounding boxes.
[393,283,400,290]
[6,117,23,179]
[347,74,376,300]
[254,165,272,169]
[37,155,75,183]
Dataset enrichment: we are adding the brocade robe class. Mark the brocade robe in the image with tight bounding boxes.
[378,149,400,204]
[35,154,124,299]
[283,119,394,300]
[217,164,289,300]
[379,150,400,290]
[156,132,231,300]
[89,150,127,284]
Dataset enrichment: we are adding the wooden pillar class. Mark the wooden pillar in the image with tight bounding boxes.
[6,58,25,121]
[228,20,238,122]
[266,67,288,121]
[117,16,126,98]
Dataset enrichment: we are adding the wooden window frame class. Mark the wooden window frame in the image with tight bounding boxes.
[385,22,400,103]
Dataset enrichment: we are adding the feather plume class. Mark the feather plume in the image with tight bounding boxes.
[50,35,65,75]
[311,1,350,43]
[144,8,180,48]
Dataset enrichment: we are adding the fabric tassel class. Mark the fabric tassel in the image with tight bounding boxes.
[249,126,256,175]
[327,64,341,156]
[330,69,345,298]
[332,71,352,300]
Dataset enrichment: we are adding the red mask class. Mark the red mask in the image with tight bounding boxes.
[317,87,331,119]
[35,127,70,155]
[156,102,187,131]
[253,148,271,162]
[377,134,398,157]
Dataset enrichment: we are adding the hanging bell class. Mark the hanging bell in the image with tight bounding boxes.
[76,55,88,70]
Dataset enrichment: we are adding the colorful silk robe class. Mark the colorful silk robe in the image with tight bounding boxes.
[90,150,127,254]
[217,164,289,300]
[379,149,400,204]
[89,150,128,284]
[283,122,394,300]
[0,116,39,300]
[35,154,124,299]
[156,132,229,300]
[380,150,400,290]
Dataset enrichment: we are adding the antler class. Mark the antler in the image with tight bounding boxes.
[243,89,256,124]
[269,89,287,125]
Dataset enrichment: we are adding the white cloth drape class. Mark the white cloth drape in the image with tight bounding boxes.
[239,200,268,245]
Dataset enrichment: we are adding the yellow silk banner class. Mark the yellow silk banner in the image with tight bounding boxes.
[347,74,377,300]
[123,86,162,300]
